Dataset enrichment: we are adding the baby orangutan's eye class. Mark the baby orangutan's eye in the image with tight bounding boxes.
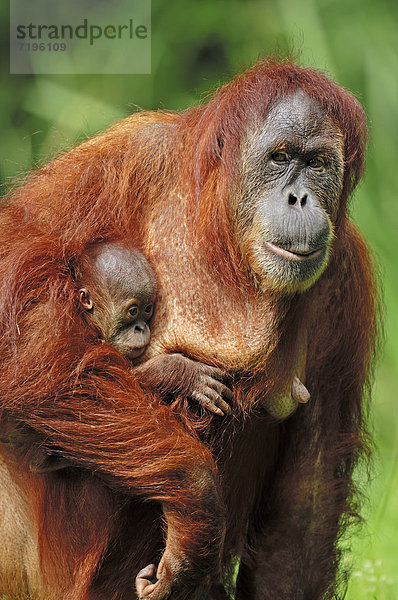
[144,304,153,317]
[128,305,139,318]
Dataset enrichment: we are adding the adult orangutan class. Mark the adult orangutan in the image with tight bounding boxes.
[0,59,379,600]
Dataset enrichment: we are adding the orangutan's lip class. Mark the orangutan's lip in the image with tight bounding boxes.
[265,242,324,261]
[129,346,146,357]
[113,343,147,359]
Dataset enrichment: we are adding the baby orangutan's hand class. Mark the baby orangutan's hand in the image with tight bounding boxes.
[134,353,233,416]
[187,362,233,416]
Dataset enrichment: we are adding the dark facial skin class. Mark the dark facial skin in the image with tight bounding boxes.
[79,245,156,360]
[110,294,154,360]
[238,90,344,293]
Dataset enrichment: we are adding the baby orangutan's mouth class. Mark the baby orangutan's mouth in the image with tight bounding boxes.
[127,345,147,359]
[111,340,148,360]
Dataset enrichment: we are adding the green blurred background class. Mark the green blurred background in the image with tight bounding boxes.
[1,0,397,597]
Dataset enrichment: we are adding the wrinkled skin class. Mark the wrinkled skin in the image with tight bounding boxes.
[237,90,344,294]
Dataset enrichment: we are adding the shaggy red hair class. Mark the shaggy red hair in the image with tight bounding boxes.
[0,59,379,600]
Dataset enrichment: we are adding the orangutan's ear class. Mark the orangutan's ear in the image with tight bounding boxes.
[78,288,93,311]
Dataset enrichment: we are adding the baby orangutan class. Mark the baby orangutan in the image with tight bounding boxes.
[77,242,234,415]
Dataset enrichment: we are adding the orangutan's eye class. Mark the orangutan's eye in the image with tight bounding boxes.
[271,151,289,164]
[128,305,139,318]
[308,157,325,170]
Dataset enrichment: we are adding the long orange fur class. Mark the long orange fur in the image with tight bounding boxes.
[0,59,379,600]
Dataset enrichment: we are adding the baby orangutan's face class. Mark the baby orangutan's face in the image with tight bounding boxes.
[79,284,155,360]
[79,244,157,361]
[108,293,155,360]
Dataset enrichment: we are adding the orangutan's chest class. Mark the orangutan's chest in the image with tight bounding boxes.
[149,293,274,370]
[144,233,289,369]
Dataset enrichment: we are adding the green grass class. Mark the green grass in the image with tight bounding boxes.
[345,421,398,598]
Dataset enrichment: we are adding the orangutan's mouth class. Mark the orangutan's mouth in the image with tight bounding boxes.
[265,242,324,262]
